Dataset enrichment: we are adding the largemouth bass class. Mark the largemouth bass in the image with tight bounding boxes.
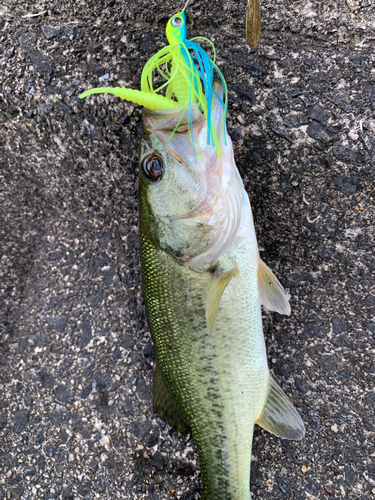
[139,83,305,500]
[79,6,304,498]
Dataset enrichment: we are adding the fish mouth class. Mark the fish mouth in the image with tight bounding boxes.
[141,81,243,269]
[142,101,204,133]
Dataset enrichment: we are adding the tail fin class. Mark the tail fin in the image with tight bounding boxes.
[256,374,305,440]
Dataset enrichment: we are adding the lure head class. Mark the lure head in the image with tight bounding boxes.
[166,10,187,45]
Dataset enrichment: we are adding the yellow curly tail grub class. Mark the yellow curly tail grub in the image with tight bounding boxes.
[79,87,180,111]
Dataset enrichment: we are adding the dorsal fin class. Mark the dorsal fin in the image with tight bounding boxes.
[256,374,305,440]
[153,362,190,434]
[258,259,291,315]
[206,267,238,333]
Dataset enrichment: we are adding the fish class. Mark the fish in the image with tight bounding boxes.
[139,82,305,500]
[80,6,304,498]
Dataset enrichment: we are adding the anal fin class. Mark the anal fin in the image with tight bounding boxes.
[206,267,238,333]
[153,362,190,435]
[258,259,291,315]
[256,374,305,440]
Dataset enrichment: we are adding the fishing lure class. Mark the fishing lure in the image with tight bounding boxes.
[80,1,228,159]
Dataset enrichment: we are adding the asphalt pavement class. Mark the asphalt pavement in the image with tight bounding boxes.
[1,0,374,499]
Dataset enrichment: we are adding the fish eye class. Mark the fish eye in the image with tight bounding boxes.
[142,154,164,182]
[171,16,182,27]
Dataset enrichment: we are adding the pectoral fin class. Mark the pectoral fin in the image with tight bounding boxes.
[258,259,291,315]
[256,374,305,440]
[153,362,190,435]
[206,267,238,333]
